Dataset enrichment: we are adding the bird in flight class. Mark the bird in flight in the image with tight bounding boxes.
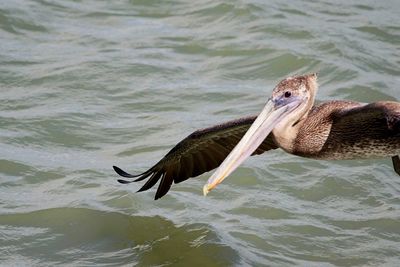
[114,74,400,199]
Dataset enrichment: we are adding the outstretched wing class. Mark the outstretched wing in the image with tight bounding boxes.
[114,116,278,199]
[318,101,400,159]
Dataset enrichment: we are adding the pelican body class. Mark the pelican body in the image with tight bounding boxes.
[114,74,400,199]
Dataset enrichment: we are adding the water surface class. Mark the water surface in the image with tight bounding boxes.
[1,0,400,266]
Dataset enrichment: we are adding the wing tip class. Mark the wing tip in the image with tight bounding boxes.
[114,166,169,200]
[117,179,133,184]
[113,165,138,178]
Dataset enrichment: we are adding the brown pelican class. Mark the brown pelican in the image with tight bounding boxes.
[114,74,400,199]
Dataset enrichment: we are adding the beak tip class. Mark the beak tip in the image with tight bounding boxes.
[203,184,210,196]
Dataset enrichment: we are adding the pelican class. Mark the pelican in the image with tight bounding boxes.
[114,74,400,199]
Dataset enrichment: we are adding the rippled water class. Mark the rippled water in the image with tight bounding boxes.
[1,0,399,266]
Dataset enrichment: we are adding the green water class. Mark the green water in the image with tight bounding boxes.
[1,0,399,266]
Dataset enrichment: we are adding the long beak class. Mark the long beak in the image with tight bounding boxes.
[203,98,301,196]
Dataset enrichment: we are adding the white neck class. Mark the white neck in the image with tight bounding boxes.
[272,81,317,152]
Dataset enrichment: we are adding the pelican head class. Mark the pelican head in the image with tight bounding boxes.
[271,73,318,137]
[203,73,318,195]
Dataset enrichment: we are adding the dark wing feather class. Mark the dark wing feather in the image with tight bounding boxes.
[392,156,400,176]
[332,101,400,175]
[114,116,278,199]
[317,101,400,159]
[330,101,400,138]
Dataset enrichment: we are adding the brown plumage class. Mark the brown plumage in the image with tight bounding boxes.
[291,101,400,160]
[114,116,277,199]
[114,74,400,199]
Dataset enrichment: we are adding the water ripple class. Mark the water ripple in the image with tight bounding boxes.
[1,0,399,266]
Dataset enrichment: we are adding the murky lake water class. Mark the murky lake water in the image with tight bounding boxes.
[1,0,399,266]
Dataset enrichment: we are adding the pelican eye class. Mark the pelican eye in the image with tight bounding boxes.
[284,91,292,98]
